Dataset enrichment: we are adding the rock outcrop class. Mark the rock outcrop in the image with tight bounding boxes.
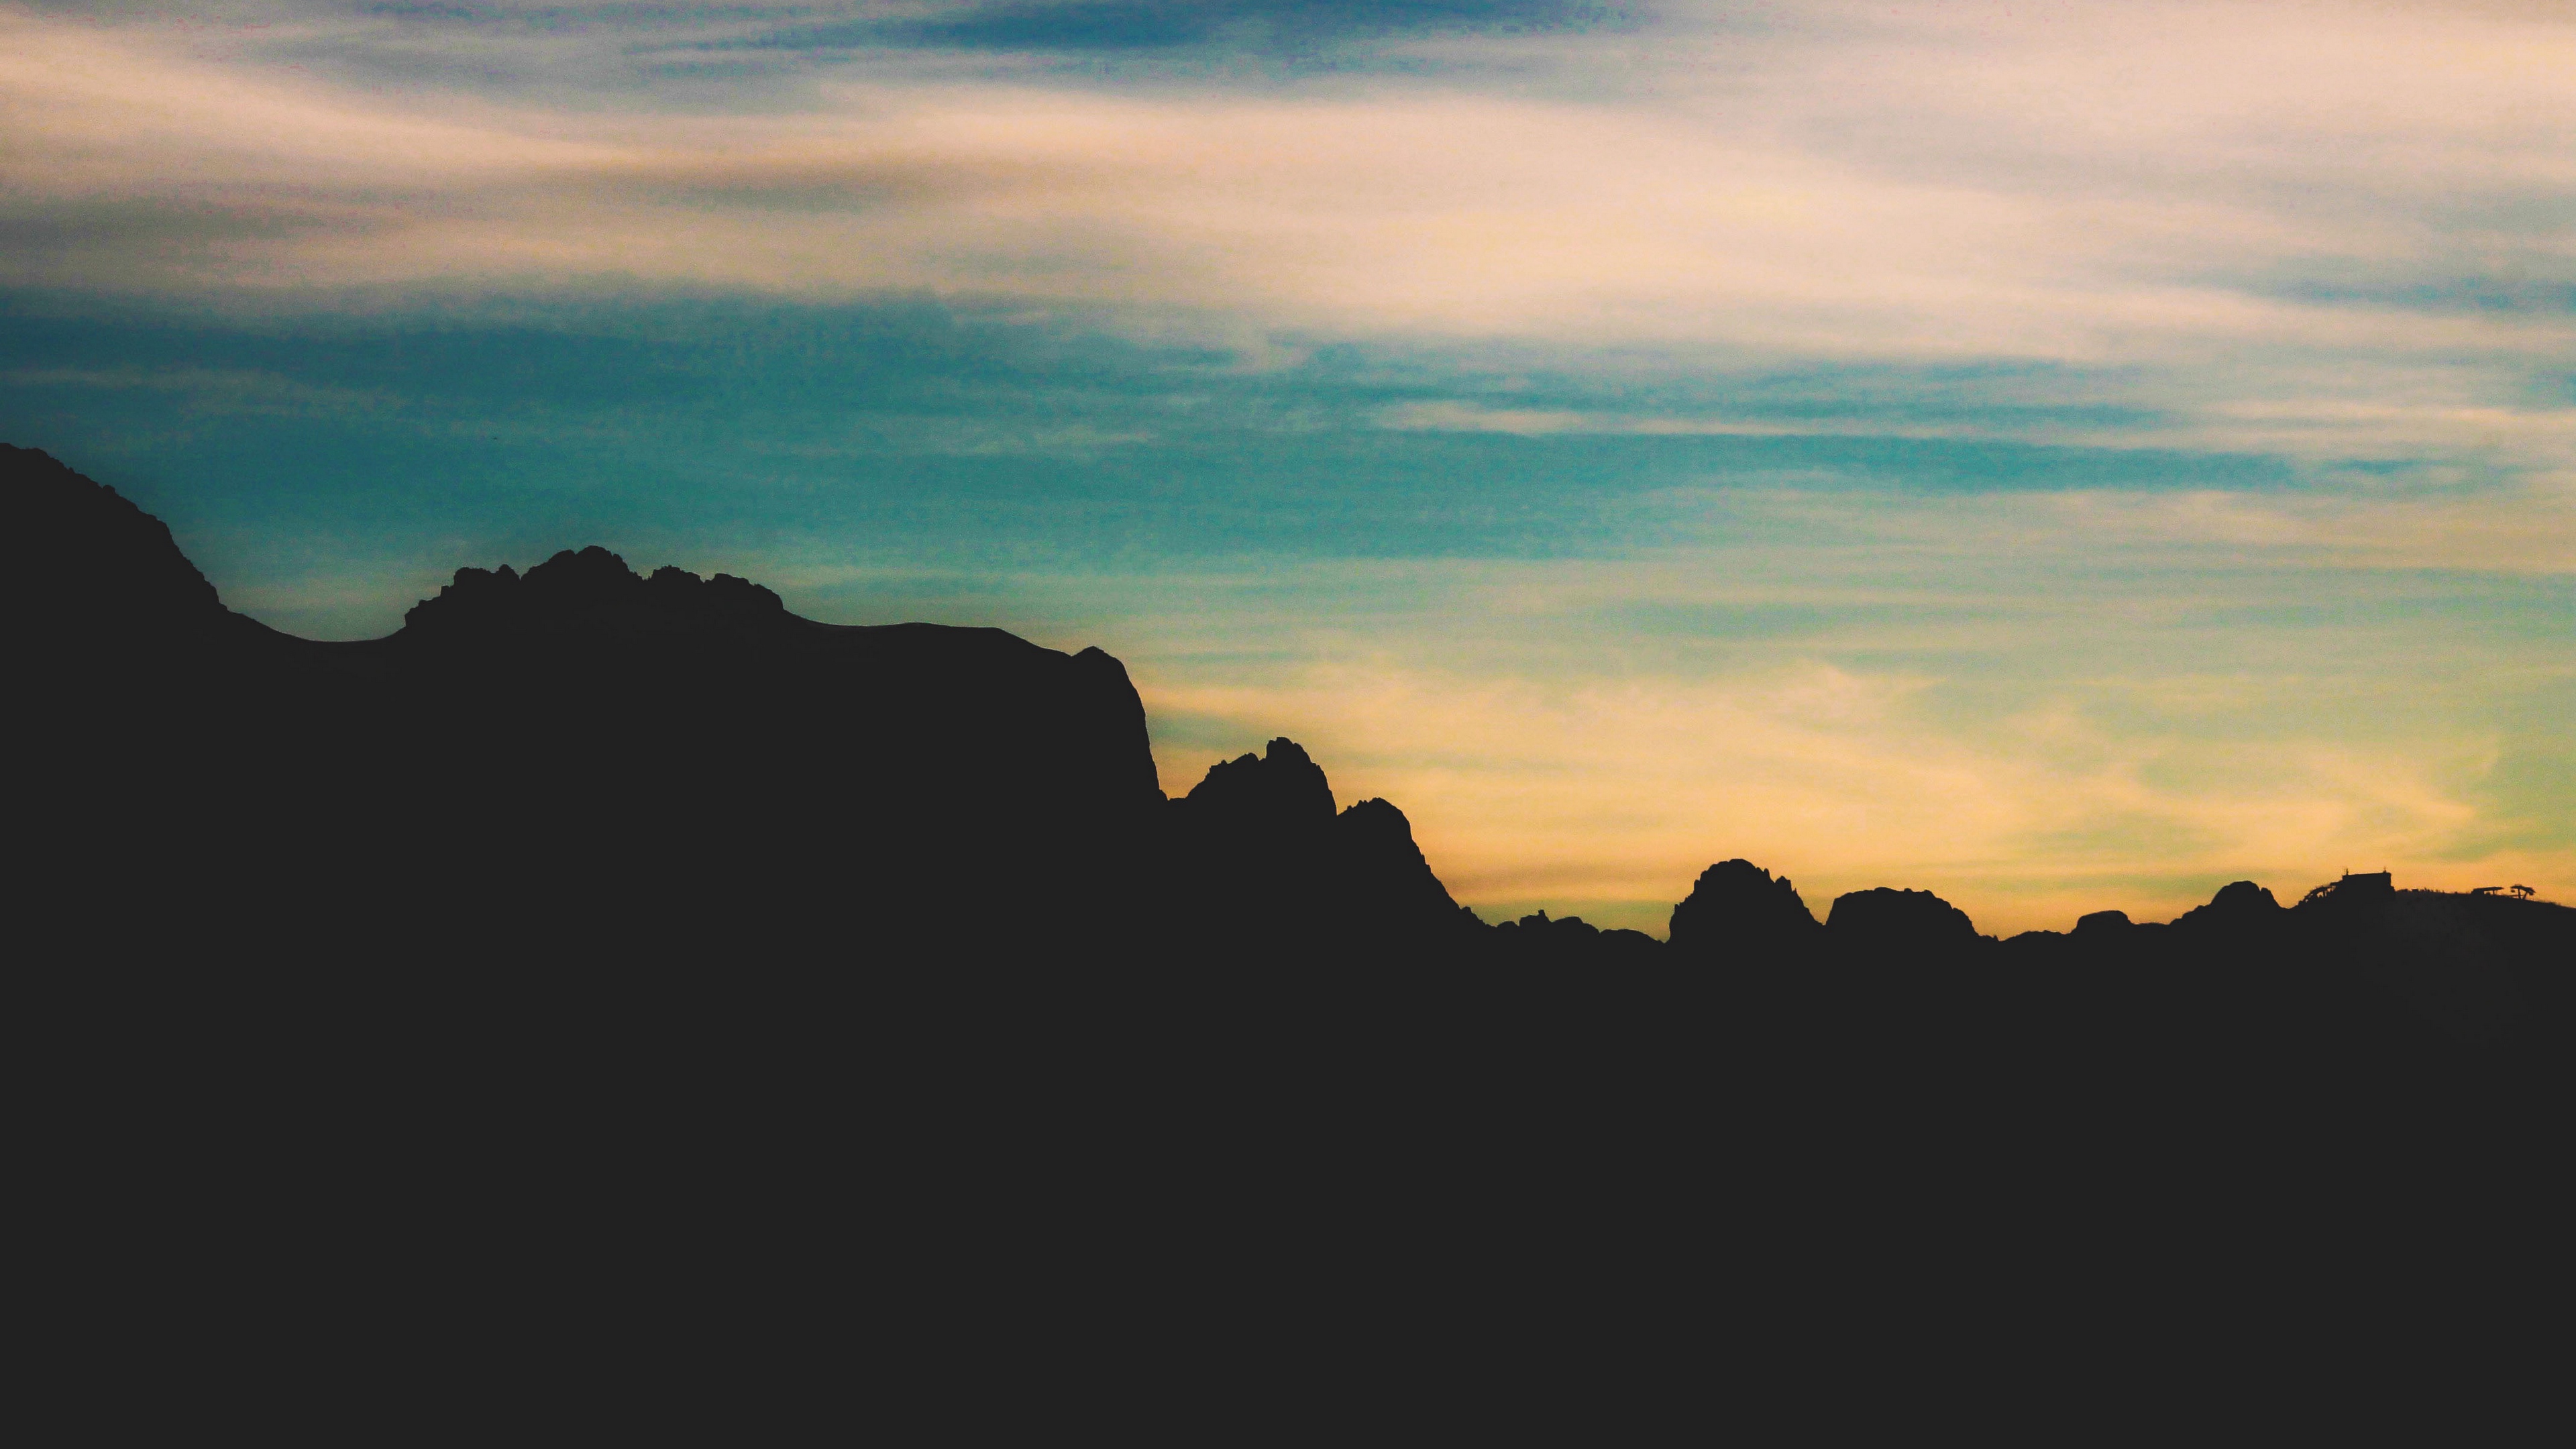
[1825,886,1984,957]
[1165,738,1479,958]
[1667,859,1823,964]
[2174,880,2283,930]
[1183,737,1338,833]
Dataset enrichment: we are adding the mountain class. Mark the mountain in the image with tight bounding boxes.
[15,441,2569,984]
[15,442,2572,1350]
[9,445,1513,969]
[10,444,1168,961]
[1666,859,1825,963]
[1164,737,1480,961]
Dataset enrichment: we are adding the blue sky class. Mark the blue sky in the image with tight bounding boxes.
[4,1,2571,930]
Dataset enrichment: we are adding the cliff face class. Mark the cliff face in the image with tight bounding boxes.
[7,447,1166,959]
[373,543,1167,846]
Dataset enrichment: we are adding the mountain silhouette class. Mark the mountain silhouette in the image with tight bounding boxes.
[14,441,2573,1297]
[1162,737,1477,960]
[1667,858,1824,965]
[16,440,2569,971]
[2174,877,2285,930]
[1825,885,1984,959]
[10,443,1169,961]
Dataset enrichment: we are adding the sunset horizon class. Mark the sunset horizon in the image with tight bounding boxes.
[7,0,2570,934]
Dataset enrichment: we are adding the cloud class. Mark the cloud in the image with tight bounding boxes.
[1996,486,2576,576]
[0,363,392,417]
[8,5,2567,321]
[6,0,2569,481]
[9,0,2571,926]
[1377,398,2030,443]
[845,1,1623,56]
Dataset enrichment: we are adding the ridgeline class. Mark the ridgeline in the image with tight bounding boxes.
[13,442,2571,1288]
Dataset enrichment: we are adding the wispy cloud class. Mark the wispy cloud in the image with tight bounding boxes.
[7,1,2571,924]
[7,1,2569,474]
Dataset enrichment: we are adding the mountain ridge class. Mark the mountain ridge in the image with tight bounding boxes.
[15,440,2573,1322]
[12,440,2565,973]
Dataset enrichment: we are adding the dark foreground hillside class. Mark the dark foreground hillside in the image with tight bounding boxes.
[13,443,2572,1362]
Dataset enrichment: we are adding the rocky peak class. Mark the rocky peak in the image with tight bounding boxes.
[2172,880,2283,932]
[1184,736,1338,832]
[400,545,785,639]
[1668,858,1823,957]
[1826,886,1982,952]
[2208,880,2281,914]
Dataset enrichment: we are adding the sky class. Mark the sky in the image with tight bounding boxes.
[4,0,2570,933]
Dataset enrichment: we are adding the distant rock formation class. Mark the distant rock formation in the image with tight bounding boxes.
[400,547,788,643]
[1825,886,1983,957]
[1493,909,1660,963]
[1165,737,1477,957]
[1667,859,1823,964]
[1333,797,1475,945]
[1184,737,1338,832]
[2169,880,2283,937]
